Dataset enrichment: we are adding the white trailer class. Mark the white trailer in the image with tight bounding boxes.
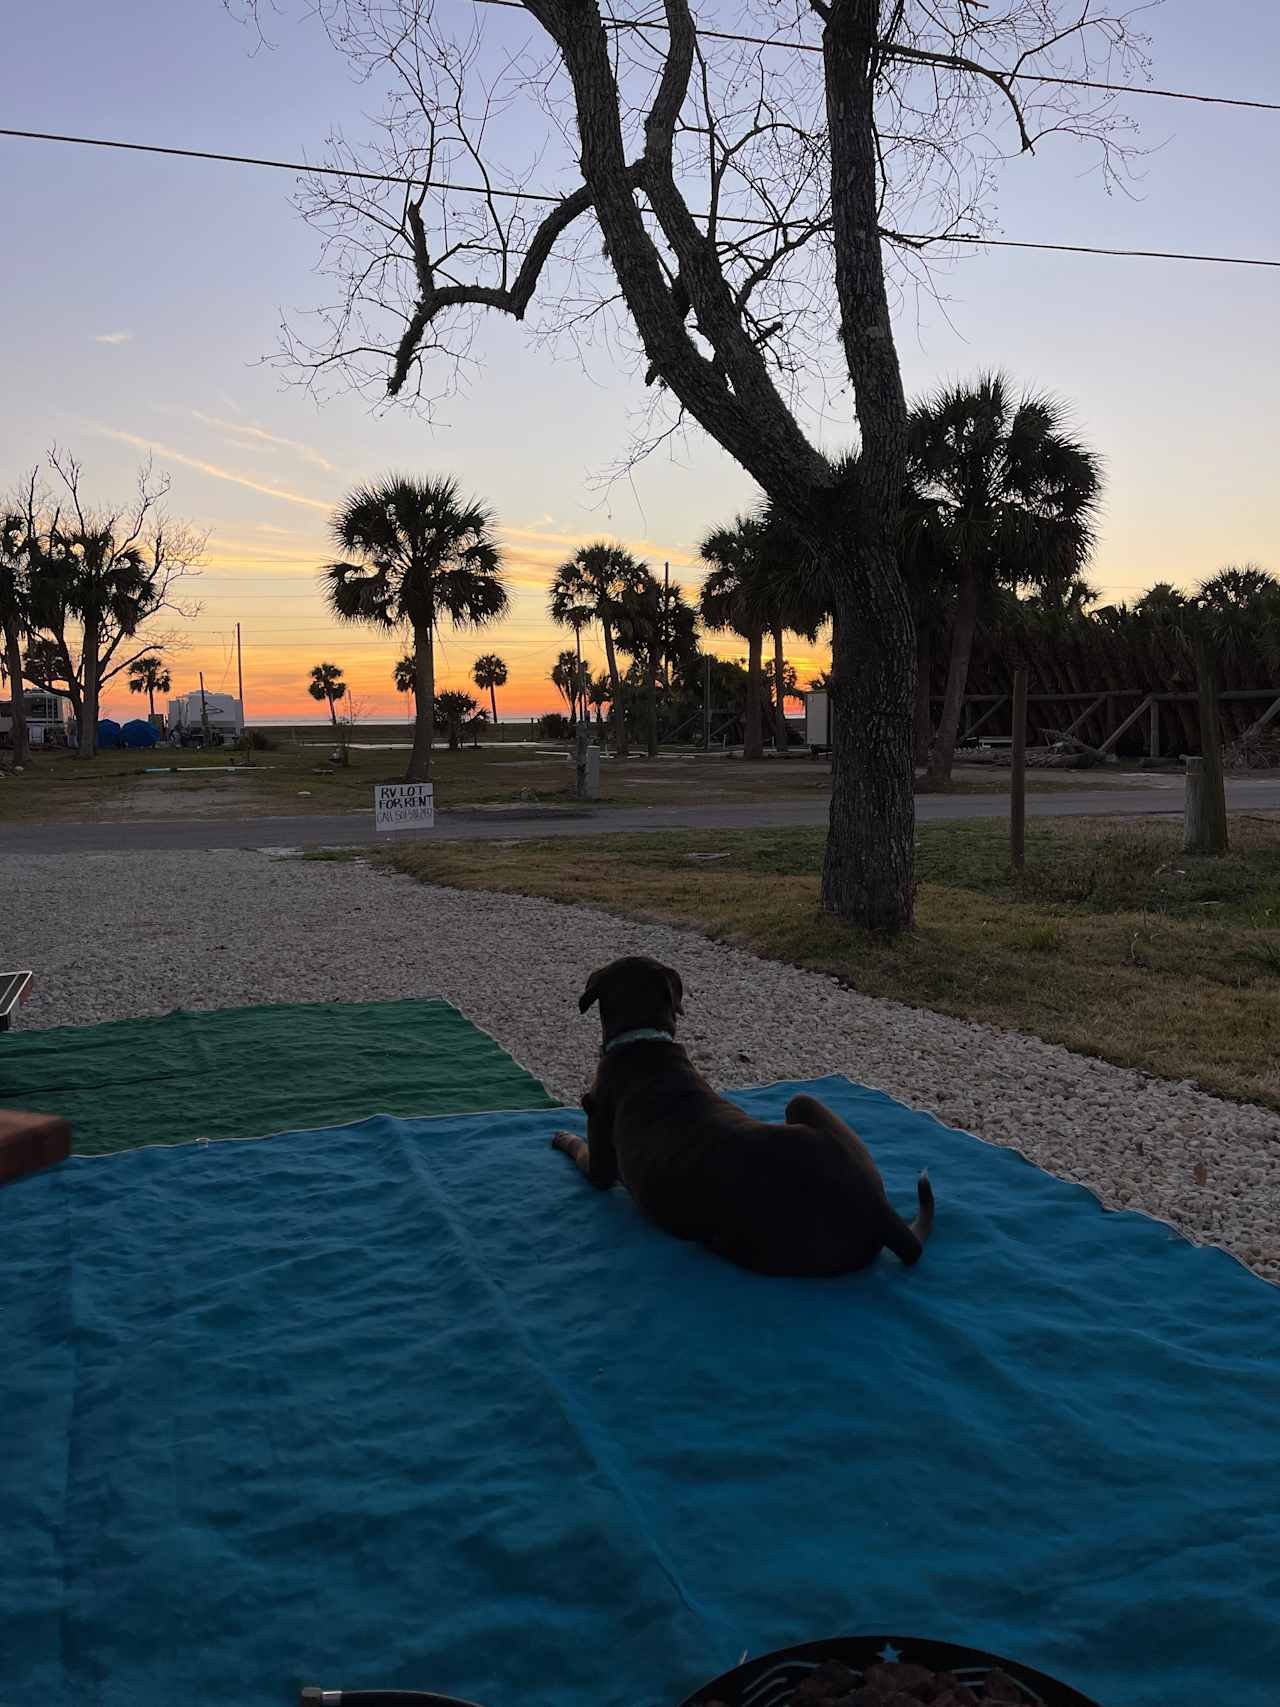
[803,688,831,757]
[166,690,244,747]
[0,690,71,748]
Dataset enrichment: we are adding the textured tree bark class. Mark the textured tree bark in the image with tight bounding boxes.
[773,622,789,754]
[407,620,435,782]
[927,563,979,786]
[2,625,30,765]
[76,619,100,760]
[1185,638,1228,855]
[820,546,916,932]
[816,3,914,930]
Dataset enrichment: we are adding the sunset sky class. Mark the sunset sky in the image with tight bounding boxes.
[3,2,1278,722]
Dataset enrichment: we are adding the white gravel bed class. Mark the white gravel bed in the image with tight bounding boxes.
[3,847,1278,1285]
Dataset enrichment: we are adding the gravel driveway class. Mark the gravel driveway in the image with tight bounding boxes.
[4,847,1277,1284]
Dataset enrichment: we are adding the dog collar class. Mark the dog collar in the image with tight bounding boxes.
[603,1028,676,1054]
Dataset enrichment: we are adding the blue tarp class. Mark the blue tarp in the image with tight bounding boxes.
[2,1077,1277,1707]
[94,718,121,749]
[120,717,159,748]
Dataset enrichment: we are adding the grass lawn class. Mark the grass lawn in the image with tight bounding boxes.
[0,741,1121,823]
[381,813,1280,1110]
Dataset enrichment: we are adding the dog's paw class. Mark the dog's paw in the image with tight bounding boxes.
[550,1129,584,1154]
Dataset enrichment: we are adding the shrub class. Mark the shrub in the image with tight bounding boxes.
[536,712,572,741]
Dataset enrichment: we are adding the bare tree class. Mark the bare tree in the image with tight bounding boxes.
[236,0,1148,929]
[24,450,203,758]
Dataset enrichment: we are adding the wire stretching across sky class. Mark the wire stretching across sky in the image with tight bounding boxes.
[471,0,1280,113]
[2,126,1279,270]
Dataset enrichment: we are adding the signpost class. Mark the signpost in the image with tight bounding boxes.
[374,782,435,832]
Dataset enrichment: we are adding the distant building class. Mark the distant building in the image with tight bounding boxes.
[0,689,71,748]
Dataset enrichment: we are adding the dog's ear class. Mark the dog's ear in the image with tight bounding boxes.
[578,968,606,1014]
[663,966,684,1015]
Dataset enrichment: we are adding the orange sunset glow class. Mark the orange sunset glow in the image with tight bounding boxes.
[109,516,831,726]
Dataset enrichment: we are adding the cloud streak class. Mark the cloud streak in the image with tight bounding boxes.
[95,331,133,345]
[94,427,332,513]
[191,411,338,474]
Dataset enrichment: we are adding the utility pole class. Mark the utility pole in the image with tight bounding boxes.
[235,622,245,721]
[703,653,711,751]
[198,670,211,746]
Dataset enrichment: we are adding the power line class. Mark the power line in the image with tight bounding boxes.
[3,125,1278,269]
[473,0,1280,114]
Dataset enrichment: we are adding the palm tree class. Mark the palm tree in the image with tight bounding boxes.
[127,653,171,720]
[699,516,771,759]
[752,507,831,755]
[547,568,594,728]
[550,648,580,718]
[472,652,508,729]
[908,373,1101,786]
[307,661,347,726]
[434,688,478,751]
[325,474,508,782]
[393,653,417,697]
[549,543,648,755]
[584,672,612,733]
[612,567,665,756]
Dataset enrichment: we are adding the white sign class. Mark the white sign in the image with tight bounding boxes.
[374,782,435,832]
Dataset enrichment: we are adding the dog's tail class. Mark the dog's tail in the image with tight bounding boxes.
[881,1170,935,1267]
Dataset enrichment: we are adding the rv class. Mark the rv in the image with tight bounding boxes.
[0,689,71,749]
[166,690,244,748]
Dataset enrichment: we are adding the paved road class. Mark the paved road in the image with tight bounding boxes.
[4,777,1280,854]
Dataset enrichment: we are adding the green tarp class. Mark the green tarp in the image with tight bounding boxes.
[0,999,557,1154]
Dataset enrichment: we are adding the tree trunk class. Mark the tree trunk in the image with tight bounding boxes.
[147,684,156,720]
[1186,636,1228,855]
[76,623,100,759]
[772,622,789,754]
[743,628,765,760]
[602,619,628,757]
[573,626,584,727]
[913,624,933,770]
[2,623,31,765]
[328,693,338,727]
[927,564,980,786]
[407,622,435,782]
[820,553,916,932]
[647,647,659,757]
[489,684,498,728]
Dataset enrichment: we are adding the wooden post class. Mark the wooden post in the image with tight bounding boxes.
[1148,697,1159,759]
[1185,638,1229,854]
[1010,666,1027,872]
[702,654,711,751]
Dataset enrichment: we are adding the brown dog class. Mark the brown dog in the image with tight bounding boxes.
[551,954,933,1277]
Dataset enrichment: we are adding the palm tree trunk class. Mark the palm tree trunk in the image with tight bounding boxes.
[3,623,31,765]
[927,564,979,786]
[772,621,788,754]
[744,628,764,760]
[647,645,659,757]
[602,619,628,757]
[327,693,338,728]
[913,624,933,770]
[489,684,498,728]
[573,625,584,727]
[147,683,156,720]
[76,621,100,759]
[407,622,435,782]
